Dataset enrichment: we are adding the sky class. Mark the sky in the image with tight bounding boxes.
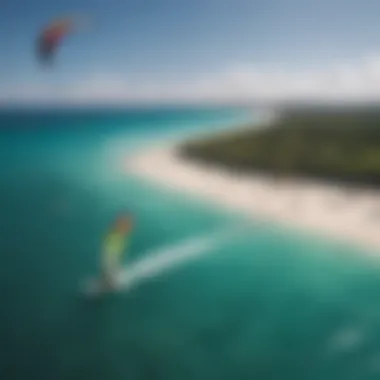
[2,0,380,105]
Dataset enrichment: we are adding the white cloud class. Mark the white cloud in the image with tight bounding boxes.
[3,55,380,104]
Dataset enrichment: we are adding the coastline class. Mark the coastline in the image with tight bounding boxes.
[126,142,380,254]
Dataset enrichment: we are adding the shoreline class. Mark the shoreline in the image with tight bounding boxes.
[126,143,380,254]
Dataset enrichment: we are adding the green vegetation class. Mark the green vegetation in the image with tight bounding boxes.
[178,109,380,186]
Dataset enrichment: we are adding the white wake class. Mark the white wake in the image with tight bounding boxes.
[85,223,248,294]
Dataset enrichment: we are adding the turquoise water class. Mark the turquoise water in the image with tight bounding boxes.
[1,107,380,380]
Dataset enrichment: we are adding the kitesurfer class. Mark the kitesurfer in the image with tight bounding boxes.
[101,213,134,291]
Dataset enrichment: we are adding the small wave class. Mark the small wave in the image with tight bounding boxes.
[328,326,367,354]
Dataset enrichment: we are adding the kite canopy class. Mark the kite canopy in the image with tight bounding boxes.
[36,16,83,65]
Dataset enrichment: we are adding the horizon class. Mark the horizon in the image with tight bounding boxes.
[3,99,380,111]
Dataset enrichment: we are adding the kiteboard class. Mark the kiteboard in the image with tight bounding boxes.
[82,274,124,297]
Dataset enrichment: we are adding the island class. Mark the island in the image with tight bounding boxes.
[178,109,380,188]
[127,108,380,252]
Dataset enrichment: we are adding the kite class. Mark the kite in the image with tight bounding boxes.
[36,15,89,65]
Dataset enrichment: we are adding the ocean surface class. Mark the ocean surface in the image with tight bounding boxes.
[1,107,380,380]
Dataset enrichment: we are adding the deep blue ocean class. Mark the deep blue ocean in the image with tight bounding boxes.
[1,106,380,380]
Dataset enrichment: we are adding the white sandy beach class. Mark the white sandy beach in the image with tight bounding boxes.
[126,143,380,253]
